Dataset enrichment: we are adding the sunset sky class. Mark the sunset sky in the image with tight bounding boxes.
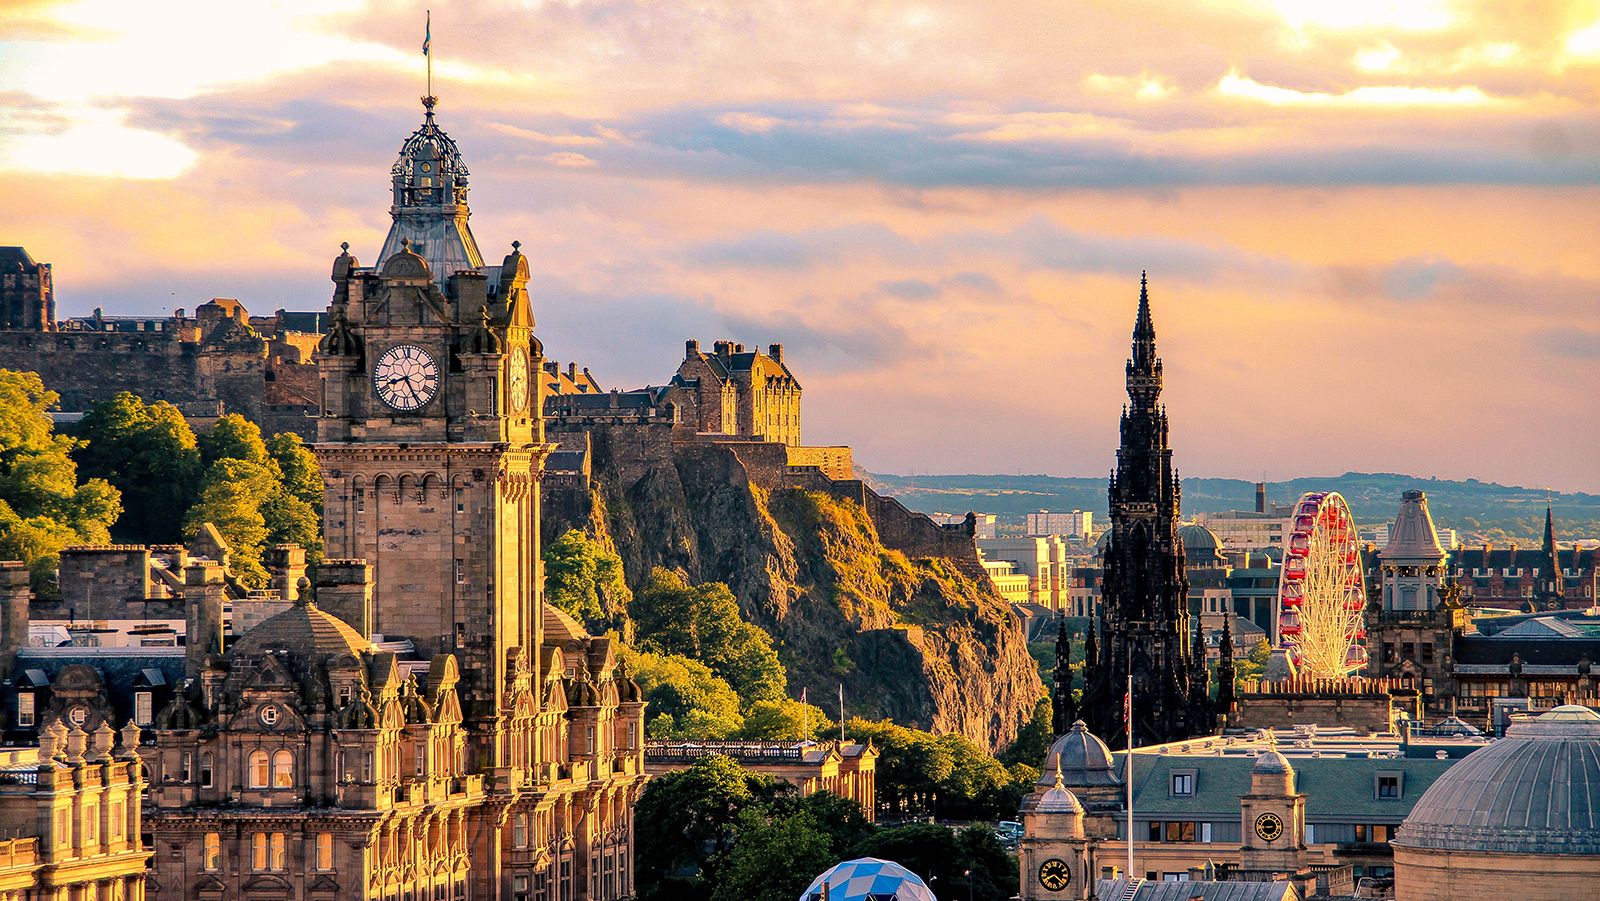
[3,0,1597,493]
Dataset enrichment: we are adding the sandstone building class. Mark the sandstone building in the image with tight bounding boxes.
[1,246,53,332]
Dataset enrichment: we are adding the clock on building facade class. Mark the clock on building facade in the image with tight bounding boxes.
[1255,811,1284,842]
[1038,858,1072,892]
[371,343,440,411]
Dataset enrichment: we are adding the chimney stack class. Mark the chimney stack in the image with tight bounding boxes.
[316,560,374,638]
[1255,483,1266,514]
[686,339,699,357]
[267,544,307,602]
[184,560,226,681]
[0,562,30,679]
[768,343,783,363]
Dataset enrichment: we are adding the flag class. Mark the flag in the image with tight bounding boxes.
[1124,688,1131,723]
[423,11,431,56]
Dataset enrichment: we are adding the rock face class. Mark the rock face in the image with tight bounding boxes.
[544,426,1042,752]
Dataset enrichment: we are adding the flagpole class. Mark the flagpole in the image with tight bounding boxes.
[839,684,845,743]
[1127,671,1134,880]
[424,10,433,100]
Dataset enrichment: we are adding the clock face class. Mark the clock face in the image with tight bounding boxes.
[372,344,440,411]
[420,161,433,173]
[509,346,529,412]
[1038,858,1071,892]
[1255,812,1284,843]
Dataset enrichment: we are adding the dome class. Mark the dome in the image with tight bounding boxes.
[1178,523,1221,552]
[392,105,469,184]
[1037,782,1085,814]
[1394,705,1600,855]
[1036,720,1119,789]
[799,858,936,901]
[1253,749,1294,776]
[228,599,372,675]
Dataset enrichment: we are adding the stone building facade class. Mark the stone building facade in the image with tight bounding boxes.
[1,247,53,332]
[675,339,801,445]
[0,293,324,441]
[644,739,878,822]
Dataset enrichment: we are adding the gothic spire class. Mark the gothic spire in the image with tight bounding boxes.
[1542,505,1563,607]
[1051,620,1076,735]
[1125,271,1163,409]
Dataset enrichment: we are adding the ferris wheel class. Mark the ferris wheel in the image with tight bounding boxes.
[1277,491,1368,676]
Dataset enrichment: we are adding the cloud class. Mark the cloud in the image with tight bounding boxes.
[879,278,941,299]
[1533,327,1600,359]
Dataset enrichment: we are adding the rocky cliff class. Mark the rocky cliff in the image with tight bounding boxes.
[544,427,1042,752]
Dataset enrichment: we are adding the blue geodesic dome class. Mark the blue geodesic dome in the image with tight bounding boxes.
[798,857,938,901]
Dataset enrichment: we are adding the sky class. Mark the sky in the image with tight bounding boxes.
[2,1,1598,492]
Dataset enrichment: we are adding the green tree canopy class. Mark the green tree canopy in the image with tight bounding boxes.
[632,568,786,707]
[1235,637,1273,685]
[266,432,322,514]
[735,698,835,741]
[851,823,1018,901]
[708,806,837,901]
[74,391,202,543]
[621,646,745,739]
[185,458,274,586]
[0,370,122,592]
[634,755,787,900]
[199,414,267,468]
[999,696,1054,769]
[544,529,632,636]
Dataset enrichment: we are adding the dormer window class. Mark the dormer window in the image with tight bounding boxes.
[134,692,153,726]
[16,693,34,728]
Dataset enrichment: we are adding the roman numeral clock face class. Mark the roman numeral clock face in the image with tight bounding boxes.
[372,344,440,411]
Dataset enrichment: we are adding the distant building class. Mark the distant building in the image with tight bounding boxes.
[644,740,878,822]
[977,537,1072,608]
[1027,510,1092,539]
[1,246,53,331]
[933,512,997,538]
[675,339,802,445]
[981,557,1032,604]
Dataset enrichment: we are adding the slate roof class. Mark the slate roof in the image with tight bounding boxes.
[1381,490,1445,561]
[1121,752,1456,823]
[1395,706,1600,854]
[228,601,371,670]
[1454,636,1600,666]
[1093,878,1297,901]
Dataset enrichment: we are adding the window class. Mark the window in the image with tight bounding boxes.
[1422,643,1434,664]
[1147,821,1161,841]
[134,692,153,726]
[273,750,294,787]
[249,750,270,788]
[514,813,528,849]
[181,752,192,782]
[271,833,286,870]
[16,694,33,728]
[1402,642,1415,660]
[455,559,465,584]
[363,750,375,782]
[514,876,529,901]
[627,722,637,750]
[455,488,465,513]
[1376,772,1403,799]
[316,833,334,870]
[1164,821,1196,843]
[586,726,595,755]
[85,803,97,843]
[55,809,67,844]
[205,832,221,870]
[111,801,123,837]
[201,753,214,788]
[1171,772,1194,795]
[253,833,268,870]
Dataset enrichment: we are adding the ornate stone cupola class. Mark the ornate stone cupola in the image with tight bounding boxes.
[378,97,484,287]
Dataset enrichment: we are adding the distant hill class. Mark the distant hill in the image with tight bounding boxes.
[860,470,1600,546]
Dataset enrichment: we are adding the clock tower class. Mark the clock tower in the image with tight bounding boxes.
[313,99,551,764]
[1238,748,1308,877]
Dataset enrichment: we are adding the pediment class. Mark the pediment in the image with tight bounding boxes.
[242,873,293,893]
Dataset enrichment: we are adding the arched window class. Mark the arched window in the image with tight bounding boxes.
[249,750,269,788]
[200,752,213,789]
[270,833,286,870]
[252,832,268,870]
[204,833,221,870]
[272,750,294,788]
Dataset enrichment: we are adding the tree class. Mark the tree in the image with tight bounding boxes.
[266,432,322,514]
[851,823,1017,901]
[199,414,267,467]
[735,698,834,741]
[73,392,202,543]
[634,755,786,901]
[620,646,745,739]
[544,529,632,636]
[633,569,786,706]
[709,807,836,901]
[0,370,122,593]
[1000,696,1054,769]
[1235,637,1273,685]
[184,459,273,586]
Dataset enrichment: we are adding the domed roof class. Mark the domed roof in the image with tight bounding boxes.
[1178,522,1222,551]
[1036,720,1120,788]
[799,858,936,901]
[228,599,372,671]
[1037,763,1085,814]
[1395,705,1600,855]
[392,104,469,183]
[1253,749,1294,776]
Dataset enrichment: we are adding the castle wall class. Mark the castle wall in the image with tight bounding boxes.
[1231,677,1420,734]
